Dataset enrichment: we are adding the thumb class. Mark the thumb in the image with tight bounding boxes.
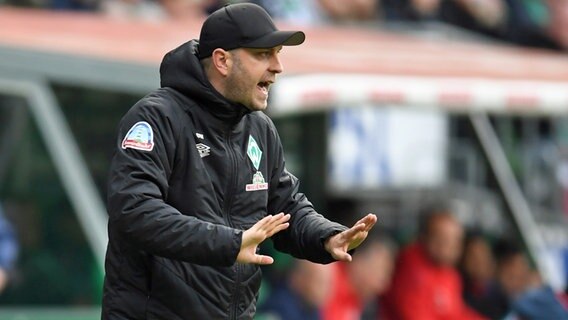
[253,254,274,265]
[333,250,352,262]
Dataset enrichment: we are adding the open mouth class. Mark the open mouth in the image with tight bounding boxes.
[257,81,270,95]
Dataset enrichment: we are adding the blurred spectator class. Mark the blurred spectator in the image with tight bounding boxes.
[460,233,509,319]
[251,0,325,25]
[504,0,567,50]
[383,205,485,320]
[382,0,442,21]
[260,259,332,320]
[253,0,378,25]
[318,0,379,22]
[322,231,396,320]
[101,0,165,19]
[440,0,509,39]
[160,0,221,19]
[494,239,568,320]
[51,0,99,11]
[0,202,18,294]
[382,0,508,36]
[544,0,568,50]
[1,0,99,11]
[102,0,222,20]
[556,147,568,217]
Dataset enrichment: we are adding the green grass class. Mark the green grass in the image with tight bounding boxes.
[0,308,276,319]
[0,307,101,320]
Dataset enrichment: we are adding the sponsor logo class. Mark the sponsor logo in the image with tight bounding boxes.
[195,132,204,139]
[246,171,268,191]
[121,121,154,151]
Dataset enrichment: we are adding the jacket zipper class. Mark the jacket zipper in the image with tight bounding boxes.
[223,129,241,320]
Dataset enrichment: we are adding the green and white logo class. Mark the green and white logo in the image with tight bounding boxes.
[252,171,265,184]
[247,135,262,170]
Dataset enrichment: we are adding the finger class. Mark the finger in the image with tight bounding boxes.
[253,254,274,265]
[266,222,289,238]
[264,213,290,232]
[265,214,290,237]
[340,223,367,242]
[272,213,290,225]
[332,249,352,262]
[253,214,274,230]
[351,214,377,233]
[355,213,376,228]
[362,214,378,232]
[272,212,285,219]
[258,213,282,230]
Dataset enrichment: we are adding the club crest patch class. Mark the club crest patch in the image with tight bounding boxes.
[121,121,154,151]
[247,135,262,170]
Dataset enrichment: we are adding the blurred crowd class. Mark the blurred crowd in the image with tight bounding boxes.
[259,203,568,320]
[0,0,567,51]
[0,203,17,297]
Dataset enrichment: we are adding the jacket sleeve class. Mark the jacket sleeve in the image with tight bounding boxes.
[265,118,347,264]
[107,99,241,266]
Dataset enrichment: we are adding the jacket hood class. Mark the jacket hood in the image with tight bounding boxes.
[159,40,250,123]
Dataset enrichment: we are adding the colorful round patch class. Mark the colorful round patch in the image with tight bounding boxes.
[121,121,154,151]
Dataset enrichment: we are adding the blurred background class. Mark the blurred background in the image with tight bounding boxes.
[0,0,568,319]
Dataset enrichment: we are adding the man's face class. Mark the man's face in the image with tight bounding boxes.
[424,214,464,267]
[412,0,441,14]
[292,261,332,307]
[498,254,532,296]
[350,242,395,302]
[548,0,568,49]
[462,237,495,282]
[224,46,283,111]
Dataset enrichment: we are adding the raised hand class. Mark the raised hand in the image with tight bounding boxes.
[324,213,377,262]
[236,213,290,265]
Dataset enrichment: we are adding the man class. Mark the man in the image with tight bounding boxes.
[0,202,17,295]
[383,205,484,320]
[494,239,568,319]
[460,233,508,319]
[260,259,332,320]
[322,232,396,320]
[102,3,377,319]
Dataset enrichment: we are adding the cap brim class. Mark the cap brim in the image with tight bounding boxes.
[243,30,305,48]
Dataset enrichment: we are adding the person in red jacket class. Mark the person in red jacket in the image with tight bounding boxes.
[383,205,485,320]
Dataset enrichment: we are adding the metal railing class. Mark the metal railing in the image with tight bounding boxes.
[470,112,548,280]
[0,76,108,270]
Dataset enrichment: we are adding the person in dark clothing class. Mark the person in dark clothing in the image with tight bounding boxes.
[507,0,567,51]
[494,239,568,320]
[382,0,442,22]
[101,3,378,319]
[439,0,509,40]
[0,202,17,294]
[460,233,509,319]
[260,259,332,320]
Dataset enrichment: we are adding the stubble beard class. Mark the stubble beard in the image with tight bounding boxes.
[224,57,266,111]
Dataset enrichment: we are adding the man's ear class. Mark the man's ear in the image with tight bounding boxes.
[211,48,232,77]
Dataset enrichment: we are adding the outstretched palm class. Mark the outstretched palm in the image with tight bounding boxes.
[324,213,378,262]
[237,213,290,265]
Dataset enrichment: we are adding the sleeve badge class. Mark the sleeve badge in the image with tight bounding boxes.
[121,121,155,151]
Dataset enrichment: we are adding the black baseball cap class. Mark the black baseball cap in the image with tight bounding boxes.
[198,3,305,59]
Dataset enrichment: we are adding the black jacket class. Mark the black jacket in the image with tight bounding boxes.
[102,40,347,320]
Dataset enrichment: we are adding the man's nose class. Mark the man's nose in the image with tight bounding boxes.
[269,54,283,74]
